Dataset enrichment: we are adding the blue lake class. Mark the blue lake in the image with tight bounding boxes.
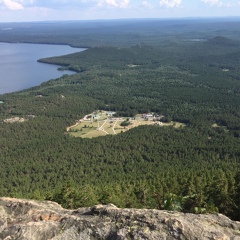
[0,42,85,94]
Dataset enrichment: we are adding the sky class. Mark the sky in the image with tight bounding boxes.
[0,0,240,22]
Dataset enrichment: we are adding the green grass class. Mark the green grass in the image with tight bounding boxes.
[67,111,186,138]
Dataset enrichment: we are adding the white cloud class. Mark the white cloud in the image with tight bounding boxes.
[98,0,130,8]
[0,0,24,10]
[201,0,222,6]
[201,0,234,7]
[159,0,181,8]
[142,1,152,8]
[119,0,129,8]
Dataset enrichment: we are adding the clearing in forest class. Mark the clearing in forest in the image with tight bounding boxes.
[67,110,186,138]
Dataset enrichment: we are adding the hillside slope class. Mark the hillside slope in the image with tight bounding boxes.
[1,40,240,220]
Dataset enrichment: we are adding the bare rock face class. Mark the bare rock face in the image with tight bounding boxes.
[0,197,240,240]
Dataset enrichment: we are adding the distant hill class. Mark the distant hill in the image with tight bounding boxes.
[207,36,240,46]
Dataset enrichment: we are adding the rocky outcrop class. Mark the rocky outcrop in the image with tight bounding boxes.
[0,197,240,240]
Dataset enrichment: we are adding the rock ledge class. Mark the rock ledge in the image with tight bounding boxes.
[0,197,240,239]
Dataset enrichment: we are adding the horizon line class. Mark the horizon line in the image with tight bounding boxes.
[1,16,240,24]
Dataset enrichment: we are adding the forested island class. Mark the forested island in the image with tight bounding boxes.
[0,19,240,221]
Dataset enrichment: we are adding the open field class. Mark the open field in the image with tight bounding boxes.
[67,111,186,138]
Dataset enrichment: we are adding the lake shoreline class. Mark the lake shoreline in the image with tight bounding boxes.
[0,40,90,49]
[0,42,86,95]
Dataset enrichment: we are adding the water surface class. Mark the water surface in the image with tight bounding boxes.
[0,43,85,94]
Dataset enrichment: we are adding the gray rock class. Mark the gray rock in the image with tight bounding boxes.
[0,197,239,240]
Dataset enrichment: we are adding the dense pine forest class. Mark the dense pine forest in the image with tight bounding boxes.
[0,19,240,220]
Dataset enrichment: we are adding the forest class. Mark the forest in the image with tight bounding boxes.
[0,19,240,220]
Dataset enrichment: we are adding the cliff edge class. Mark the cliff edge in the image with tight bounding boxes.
[0,197,240,240]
